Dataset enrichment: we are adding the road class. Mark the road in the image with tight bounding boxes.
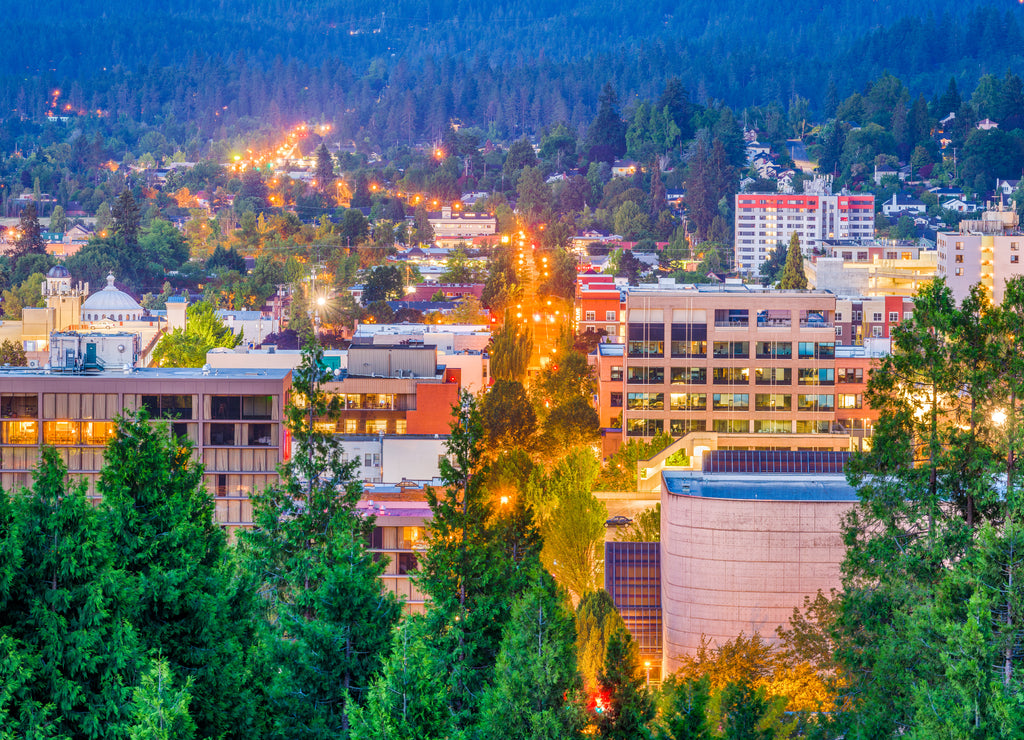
[597,494,660,543]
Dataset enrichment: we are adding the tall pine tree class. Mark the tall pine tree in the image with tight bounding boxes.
[241,335,400,739]
[100,411,255,739]
[2,448,139,739]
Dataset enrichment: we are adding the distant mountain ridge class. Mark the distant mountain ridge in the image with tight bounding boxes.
[0,0,1021,140]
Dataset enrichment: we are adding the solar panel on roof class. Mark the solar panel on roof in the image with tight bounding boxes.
[702,450,850,474]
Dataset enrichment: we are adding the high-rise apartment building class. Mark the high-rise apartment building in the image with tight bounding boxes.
[734,177,874,274]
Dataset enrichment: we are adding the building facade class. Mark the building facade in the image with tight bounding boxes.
[660,460,857,671]
[734,181,874,274]
[936,206,1023,304]
[617,285,840,441]
[0,367,291,535]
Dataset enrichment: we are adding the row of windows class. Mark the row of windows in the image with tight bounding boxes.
[625,393,837,411]
[625,418,834,436]
[622,366,839,385]
[584,310,618,321]
[628,339,835,359]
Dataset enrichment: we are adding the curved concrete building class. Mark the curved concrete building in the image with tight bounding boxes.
[661,470,856,674]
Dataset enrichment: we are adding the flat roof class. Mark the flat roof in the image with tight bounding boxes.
[0,367,292,381]
[663,471,858,502]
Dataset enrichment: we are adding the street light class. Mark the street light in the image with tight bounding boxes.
[644,661,651,687]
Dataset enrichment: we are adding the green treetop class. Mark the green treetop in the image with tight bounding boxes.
[152,301,241,367]
[777,232,807,289]
[241,336,401,738]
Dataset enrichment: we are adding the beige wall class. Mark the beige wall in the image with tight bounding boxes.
[661,488,852,674]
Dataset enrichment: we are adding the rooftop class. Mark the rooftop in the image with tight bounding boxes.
[662,471,858,502]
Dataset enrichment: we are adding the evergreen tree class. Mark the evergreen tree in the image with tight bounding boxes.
[13,203,46,258]
[586,83,627,164]
[478,574,588,739]
[596,625,653,739]
[575,590,627,692]
[127,658,197,740]
[313,143,336,192]
[3,447,139,739]
[777,232,807,289]
[100,411,255,739]
[242,336,401,739]
[49,204,68,234]
[650,675,714,740]
[348,619,451,740]
[758,241,787,285]
[112,189,143,248]
[413,390,543,728]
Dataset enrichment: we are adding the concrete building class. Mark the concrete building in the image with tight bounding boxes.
[426,206,497,247]
[660,459,857,671]
[936,205,1024,304]
[616,284,839,442]
[806,242,937,298]
[734,176,874,274]
[0,366,291,536]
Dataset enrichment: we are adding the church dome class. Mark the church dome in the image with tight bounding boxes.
[47,265,70,279]
[81,273,144,322]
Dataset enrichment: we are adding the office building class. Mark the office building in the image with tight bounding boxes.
[613,283,840,443]
[0,366,291,536]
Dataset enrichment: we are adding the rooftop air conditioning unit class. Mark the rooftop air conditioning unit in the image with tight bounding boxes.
[28,359,39,368]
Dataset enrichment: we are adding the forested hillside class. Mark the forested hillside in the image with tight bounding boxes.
[1,0,1022,147]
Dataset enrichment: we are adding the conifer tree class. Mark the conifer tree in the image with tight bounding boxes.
[478,574,588,739]
[313,143,336,192]
[777,232,807,289]
[348,618,452,740]
[128,658,196,740]
[596,625,654,739]
[100,411,254,739]
[4,448,138,739]
[576,590,628,692]
[242,335,400,738]
[650,675,714,740]
[413,390,543,727]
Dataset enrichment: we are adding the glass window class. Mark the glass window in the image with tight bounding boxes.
[366,419,389,434]
[398,552,419,575]
[626,418,662,437]
[670,393,706,411]
[670,419,706,435]
[754,420,791,433]
[209,423,236,445]
[755,341,792,359]
[798,394,835,412]
[796,420,831,434]
[627,393,664,410]
[712,393,749,411]
[610,366,623,381]
[755,394,791,411]
[585,311,596,321]
[627,367,665,384]
[713,419,750,433]
[754,367,792,385]
[242,395,273,419]
[627,324,665,358]
[211,396,241,420]
[1,395,38,418]
[395,420,407,434]
[344,419,358,434]
[142,394,193,419]
[671,367,707,384]
[248,423,274,445]
[671,324,708,357]
[82,421,116,446]
[838,394,863,409]
[2,420,37,444]
[610,392,623,408]
[43,420,80,445]
[713,341,749,359]
[714,308,749,327]
[712,367,750,384]
[798,368,834,385]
